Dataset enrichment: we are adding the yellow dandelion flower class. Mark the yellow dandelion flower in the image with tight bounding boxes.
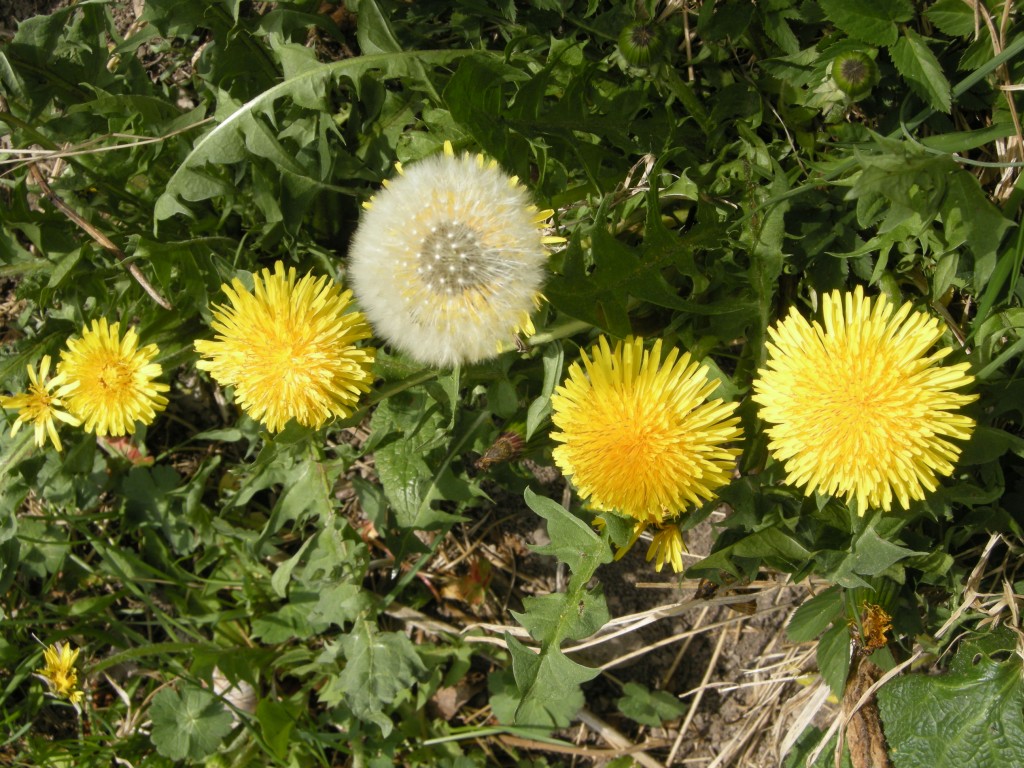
[550,336,743,526]
[36,642,84,705]
[195,261,375,432]
[349,140,561,368]
[1,355,82,452]
[55,319,169,437]
[647,524,686,574]
[752,286,977,512]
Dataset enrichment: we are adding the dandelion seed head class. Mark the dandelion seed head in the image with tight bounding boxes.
[349,144,556,367]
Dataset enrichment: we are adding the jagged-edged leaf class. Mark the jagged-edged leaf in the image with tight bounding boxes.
[512,587,609,645]
[506,635,600,728]
[617,682,688,727]
[523,488,611,582]
[818,0,912,46]
[319,620,426,736]
[890,29,952,114]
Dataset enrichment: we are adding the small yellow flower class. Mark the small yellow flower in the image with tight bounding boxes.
[752,286,977,512]
[195,262,375,432]
[349,141,561,368]
[646,525,686,574]
[55,319,169,436]
[36,642,84,705]
[551,336,743,526]
[0,355,81,451]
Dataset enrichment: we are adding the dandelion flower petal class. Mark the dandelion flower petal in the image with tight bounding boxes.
[0,355,81,452]
[55,319,168,437]
[752,286,977,512]
[195,261,375,432]
[36,642,85,704]
[349,146,556,367]
[550,336,743,526]
[647,525,686,574]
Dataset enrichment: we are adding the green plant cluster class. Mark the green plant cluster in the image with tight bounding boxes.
[1,0,1023,766]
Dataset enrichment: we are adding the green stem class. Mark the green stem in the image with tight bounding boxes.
[528,318,594,347]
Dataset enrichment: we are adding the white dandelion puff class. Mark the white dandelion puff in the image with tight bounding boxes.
[348,141,560,368]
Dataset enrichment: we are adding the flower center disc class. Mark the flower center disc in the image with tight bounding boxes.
[417,221,489,296]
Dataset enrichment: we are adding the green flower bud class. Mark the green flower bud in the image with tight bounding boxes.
[832,50,879,99]
[618,21,665,67]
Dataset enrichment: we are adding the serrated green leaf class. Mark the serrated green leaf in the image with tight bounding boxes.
[818,0,912,45]
[925,0,977,38]
[308,582,373,629]
[787,586,845,643]
[512,587,609,645]
[321,620,427,736]
[878,629,1024,767]
[617,682,688,727]
[370,387,461,529]
[818,621,853,698]
[523,488,612,583]
[506,635,599,728]
[890,29,952,113]
[149,686,234,761]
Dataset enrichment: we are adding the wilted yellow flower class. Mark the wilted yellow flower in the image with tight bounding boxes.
[349,141,562,368]
[551,336,743,526]
[36,642,84,705]
[752,286,977,512]
[647,525,686,574]
[195,262,375,432]
[0,355,81,451]
[55,319,168,436]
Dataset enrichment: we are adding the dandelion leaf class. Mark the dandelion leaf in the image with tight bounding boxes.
[320,620,427,737]
[512,587,609,645]
[505,635,599,729]
[617,682,687,727]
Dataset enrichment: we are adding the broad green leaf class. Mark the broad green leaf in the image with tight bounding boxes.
[149,686,234,761]
[824,524,926,589]
[370,386,460,529]
[512,588,609,645]
[817,0,912,46]
[925,0,977,37]
[308,582,374,629]
[890,29,952,114]
[941,171,1014,292]
[878,629,1024,767]
[251,591,324,641]
[617,682,688,727]
[523,488,612,583]
[321,620,427,737]
[787,586,845,643]
[506,635,599,728]
[256,697,298,760]
[818,621,853,698]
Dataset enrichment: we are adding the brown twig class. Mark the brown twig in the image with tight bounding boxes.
[28,163,172,310]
